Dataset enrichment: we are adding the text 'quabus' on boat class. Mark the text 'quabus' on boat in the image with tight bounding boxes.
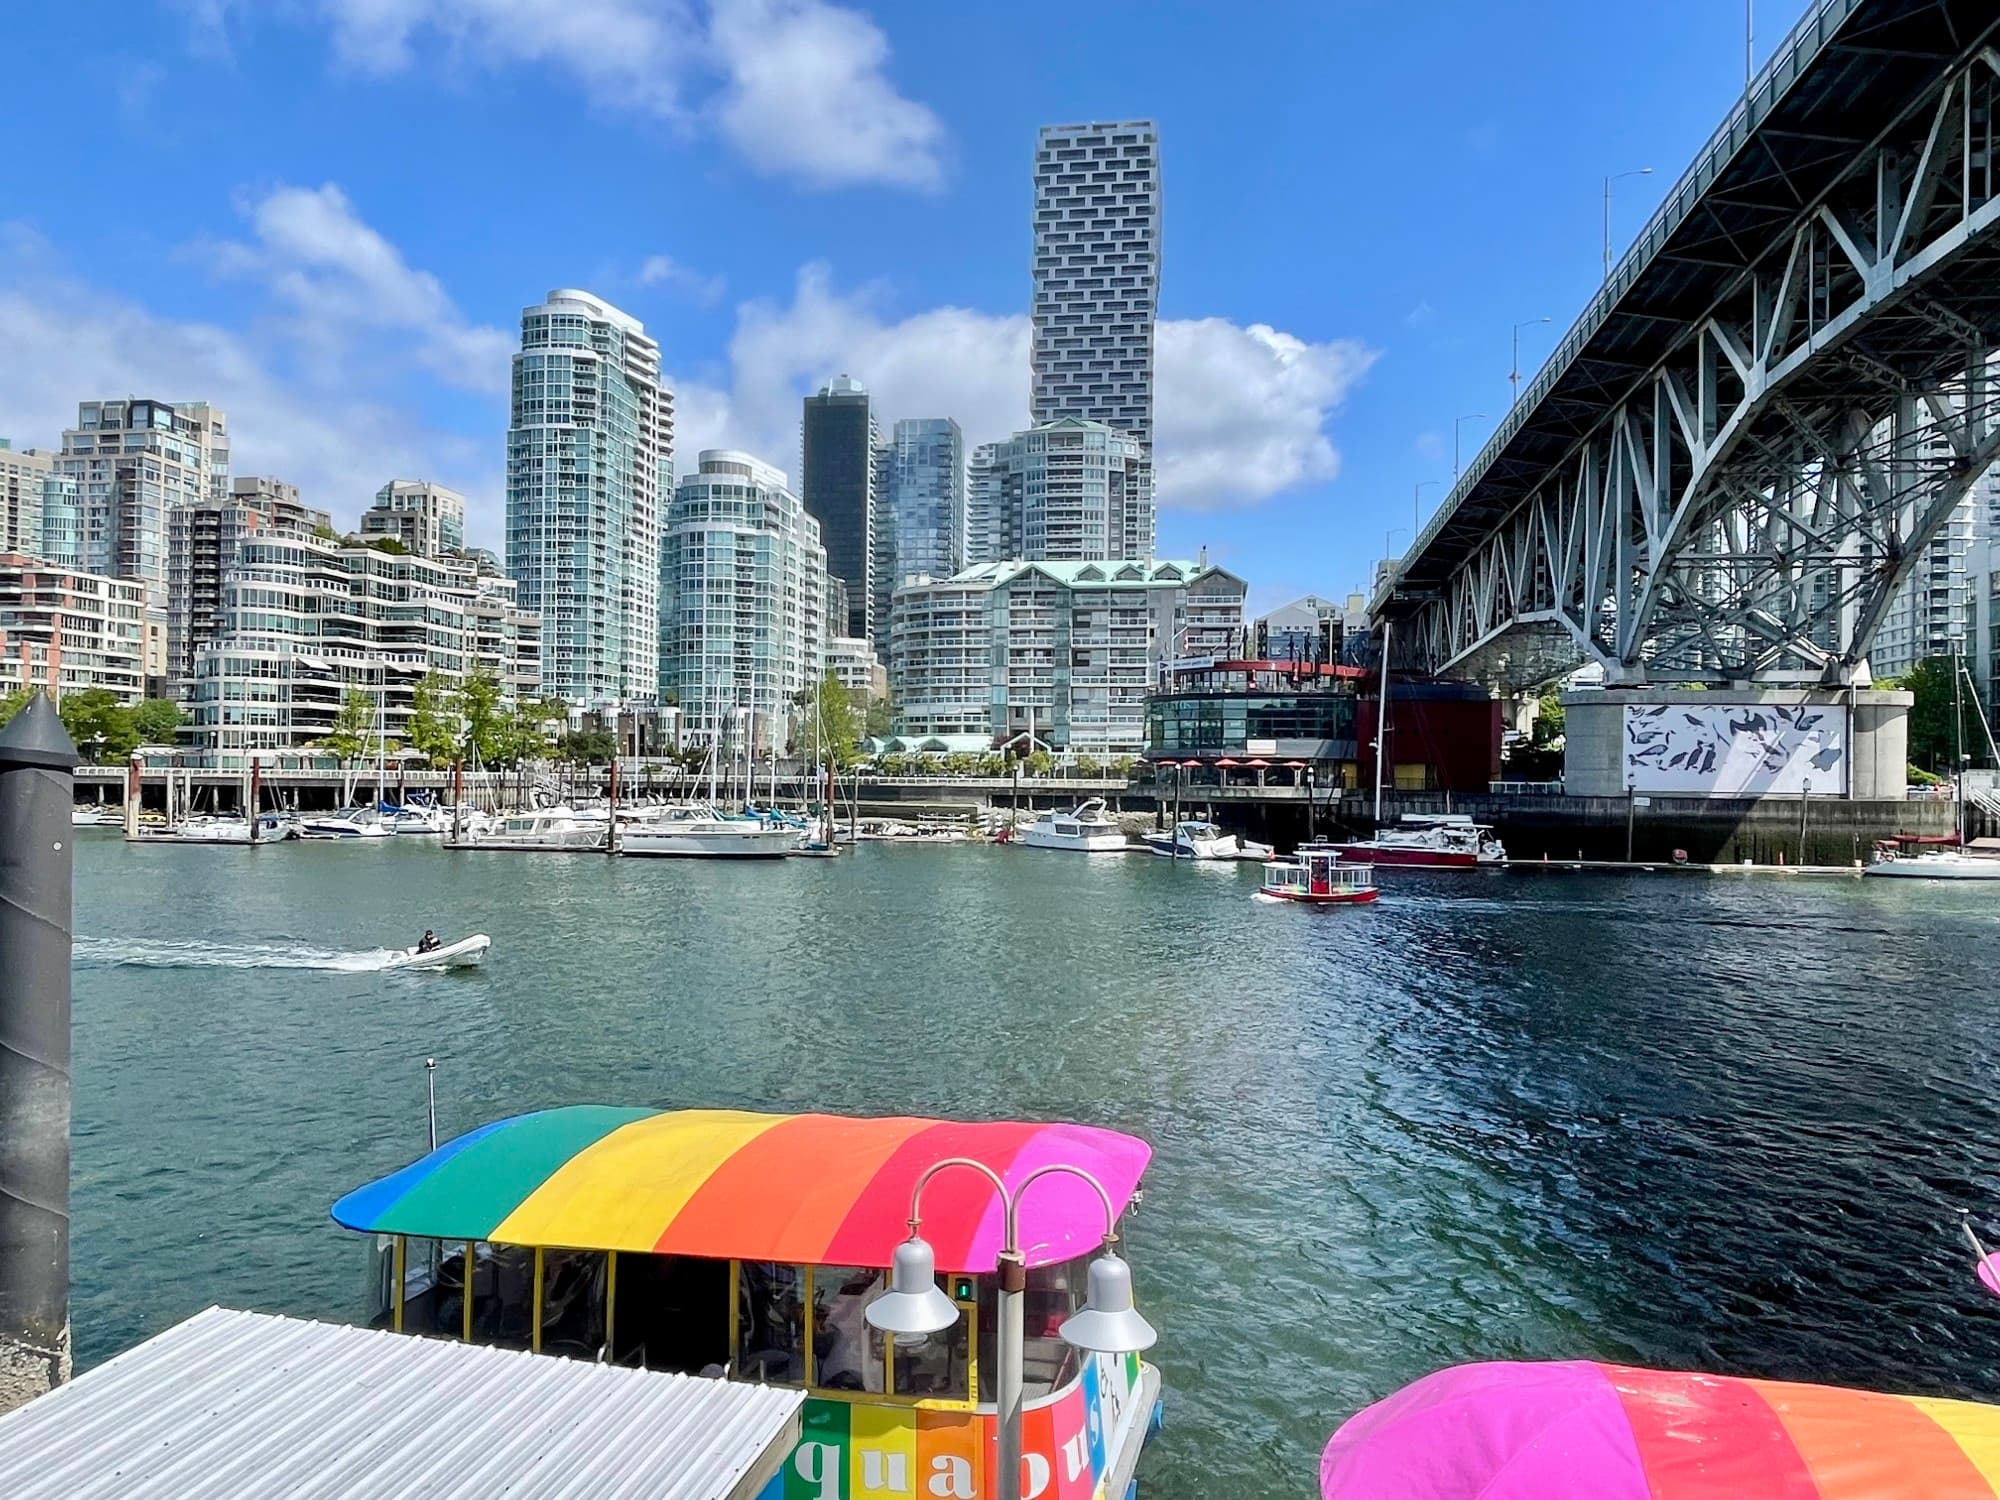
[331,1106,1164,1500]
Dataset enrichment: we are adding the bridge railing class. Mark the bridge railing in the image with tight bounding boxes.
[1387,0,1863,607]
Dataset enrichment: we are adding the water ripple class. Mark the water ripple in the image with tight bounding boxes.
[64,848,2000,1498]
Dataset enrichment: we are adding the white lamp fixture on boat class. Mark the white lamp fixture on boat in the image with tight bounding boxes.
[867,1236,959,1337]
[867,1157,1156,1500]
[1057,1250,1156,1353]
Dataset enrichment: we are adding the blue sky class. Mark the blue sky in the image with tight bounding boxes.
[0,0,1801,613]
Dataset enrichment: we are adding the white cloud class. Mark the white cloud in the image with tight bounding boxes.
[708,0,946,190]
[638,254,727,306]
[317,0,689,115]
[0,229,501,540]
[293,0,945,190]
[198,183,514,394]
[1153,319,1375,509]
[674,265,1375,511]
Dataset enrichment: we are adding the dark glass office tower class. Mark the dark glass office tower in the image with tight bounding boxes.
[801,375,877,644]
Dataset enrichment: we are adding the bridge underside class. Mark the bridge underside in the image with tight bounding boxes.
[1398,16,2000,690]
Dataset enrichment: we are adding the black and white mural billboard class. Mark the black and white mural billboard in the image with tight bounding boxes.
[1623,704,1848,795]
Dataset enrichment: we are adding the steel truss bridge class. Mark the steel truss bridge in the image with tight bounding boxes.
[1377,0,2000,689]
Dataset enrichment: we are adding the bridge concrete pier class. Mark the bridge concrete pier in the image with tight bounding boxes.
[1561,688,1910,800]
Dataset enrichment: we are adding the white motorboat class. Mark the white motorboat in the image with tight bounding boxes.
[142,814,298,845]
[386,802,451,836]
[1019,799,1131,852]
[620,807,798,859]
[298,807,394,840]
[71,807,121,827]
[1864,848,2000,880]
[382,933,491,970]
[448,807,607,852]
[1141,819,1270,861]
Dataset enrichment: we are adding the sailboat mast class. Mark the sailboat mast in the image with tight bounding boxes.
[1372,619,1393,828]
[1955,648,1966,844]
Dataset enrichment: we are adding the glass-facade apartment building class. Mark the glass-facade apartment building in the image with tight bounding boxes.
[187,533,541,768]
[506,289,673,707]
[59,399,230,607]
[658,450,827,757]
[801,376,878,645]
[883,417,965,589]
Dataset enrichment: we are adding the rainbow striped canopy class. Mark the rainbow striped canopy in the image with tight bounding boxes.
[1321,1361,2000,1499]
[331,1106,1150,1273]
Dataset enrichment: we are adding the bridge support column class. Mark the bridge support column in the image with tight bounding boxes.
[1562,688,1910,800]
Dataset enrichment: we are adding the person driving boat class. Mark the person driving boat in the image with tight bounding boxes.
[417,930,440,953]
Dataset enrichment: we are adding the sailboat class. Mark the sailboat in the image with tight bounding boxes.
[1866,652,2000,879]
[300,681,394,840]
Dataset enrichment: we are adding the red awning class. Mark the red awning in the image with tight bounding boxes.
[1244,758,1271,768]
[1284,760,1308,768]
[1215,757,1241,767]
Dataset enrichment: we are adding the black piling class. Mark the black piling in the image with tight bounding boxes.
[0,694,78,1413]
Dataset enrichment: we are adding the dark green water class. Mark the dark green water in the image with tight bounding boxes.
[69,836,2000,1495]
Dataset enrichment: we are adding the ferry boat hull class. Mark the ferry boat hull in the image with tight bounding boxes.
[1254,883,1380,904]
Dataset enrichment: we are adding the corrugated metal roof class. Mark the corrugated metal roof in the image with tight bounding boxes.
[0,1307,803,1500]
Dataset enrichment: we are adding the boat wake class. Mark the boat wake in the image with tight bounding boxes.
[74,938,405,973]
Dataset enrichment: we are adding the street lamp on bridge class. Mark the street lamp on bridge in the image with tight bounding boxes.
[1510,316,1552,407]
[1412,480,1441,537]
[1603,167,1655,278]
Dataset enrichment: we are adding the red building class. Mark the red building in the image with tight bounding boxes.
[1145,659,1499,793]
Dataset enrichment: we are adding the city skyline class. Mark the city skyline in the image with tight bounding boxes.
[0,1,1808,616]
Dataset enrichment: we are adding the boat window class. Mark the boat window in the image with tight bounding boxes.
[737,1262,806,1384]
[611,1252,731,1374]
[812,1265,888,1393]
[976,1256,1087,1401]
[538,1249,608,1359]
[887,1276,971,1402]
[469,1244,537,1350]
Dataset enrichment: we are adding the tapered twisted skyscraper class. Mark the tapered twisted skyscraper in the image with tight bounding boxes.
[1030,120,1160,555]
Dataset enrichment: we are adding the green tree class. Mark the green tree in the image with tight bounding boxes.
[803,672,862,767]
[58,690,143,763]
[556,728,618,764]
[1900,657,1985,773]
[1532,691,1565,745]
[488,698,566,767]
[1025,749,1053,776]
[406,672,459,766]
[452,671,506,763]
[318,689,377,765]
[864,692,896,739]
[977,752,1007,777]
[130,698,182,746]
[943,752,980,777]
[363,535,410,554]
[0,687,34,729]
[1073,753,1102,777]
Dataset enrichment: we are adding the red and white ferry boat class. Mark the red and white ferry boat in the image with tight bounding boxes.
[1255,847,1379,905]
[1319,814,1506,869]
